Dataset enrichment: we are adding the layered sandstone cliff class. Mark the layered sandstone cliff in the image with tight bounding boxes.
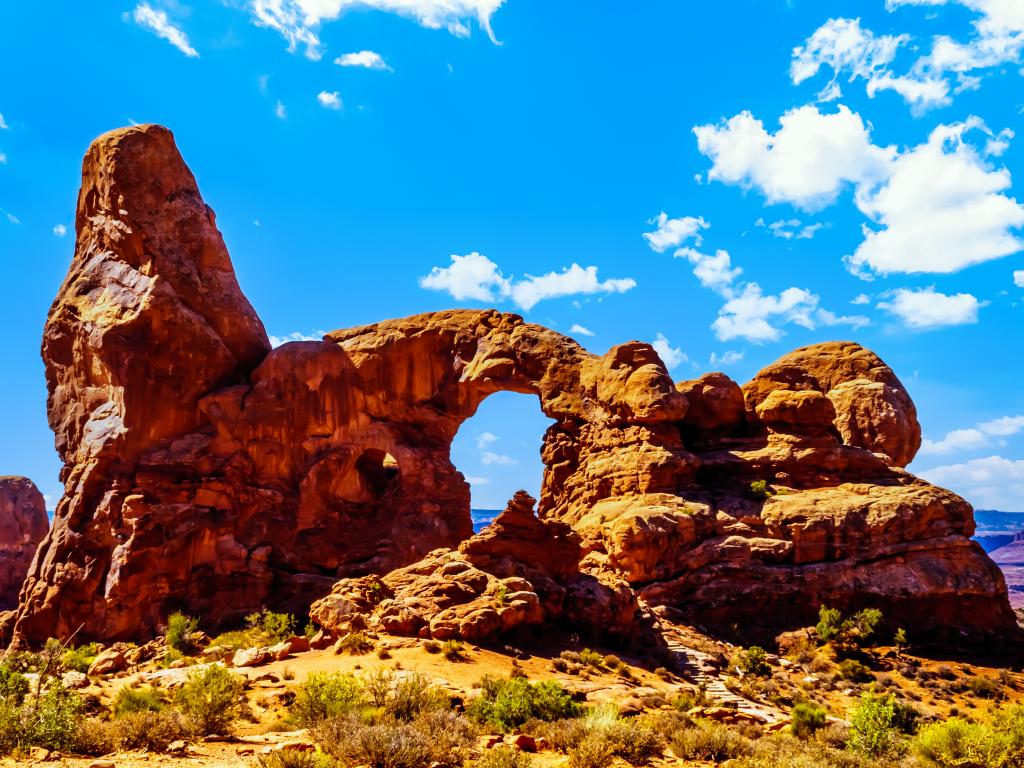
[7,123,1015,648]
[0,478,48,610]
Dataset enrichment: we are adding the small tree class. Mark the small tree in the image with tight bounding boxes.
[174,665,244,735]
[816,606,843,643]
[848,689,902,758]
[165,612,200,654]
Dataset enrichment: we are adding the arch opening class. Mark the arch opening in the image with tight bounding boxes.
[450,391,555,532]
[355,448,400,497]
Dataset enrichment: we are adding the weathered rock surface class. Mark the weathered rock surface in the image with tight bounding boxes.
[7,123,1015,649]
[0,477,48,610]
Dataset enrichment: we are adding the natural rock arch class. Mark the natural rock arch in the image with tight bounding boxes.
[6,123,1015,649]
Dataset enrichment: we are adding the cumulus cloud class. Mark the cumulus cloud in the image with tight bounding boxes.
[920,414,1024,455]
[1015,270,1024,287]
[269,330,327,347]
[248,0,505,59]
[419,253,635,311]
[128,3,199,58]
[755,217,827,240]
[335,50,391,70]
[53,224,67,237]
[675,247,743,293]
[696,105,1024,278]
[643,212,708,252]
[476,432,498,450]
[795,3,1024,111]
[652,333,687,370]
[317,90,343,109]
[877,286,984,329]
[570,323,595,337]
[851,293,871,305]
[848,118,1024,276]
[919,455,1024,510]
[693,105,895,211]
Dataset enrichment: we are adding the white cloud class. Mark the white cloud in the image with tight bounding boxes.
[129,3,199,58]
[921,413,1024,455]
[1,209,20,224]
[919,455,1024,510]
[335,50,391,70]
[851,293,871,305]
[796,4,1024,111]
[275,101,287,119]
[53,224,67,237]
[710,350,744,366]
[642,213,708,252]
[697,105,1024,277]
[693,105,895,211]
[570,323,595,337]
[756,217,827,240]
[848,118,1024,276]
[317,90,343,110]
[1015,270,1024,287]
[481,451,516,466]
[980,415,1024,436]
[247,0,505,59]
[419,253,635,311]
[465,475,491,486]
[476,432,498,450]
[0,152,7,165]
[676,247,743,293]
[269,330,326,347]
[0,113,7,130]
[652,333,687,370]
[877,286,984,329]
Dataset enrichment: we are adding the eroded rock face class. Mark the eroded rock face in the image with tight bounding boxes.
[0,478,48,610]
[9,123,1014,649]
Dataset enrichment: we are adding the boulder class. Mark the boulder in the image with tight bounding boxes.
[87,646,127,676]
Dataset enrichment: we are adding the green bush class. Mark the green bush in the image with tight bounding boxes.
[738,646,770,677]
[173,664,244,735]
[0,666,29,707]
[467,676,581,732]
[61,642,102,674]
[165,612,200,654]
[246,609,298,644]
[114,684,167,716]
[23,680,84,751]
[815,606,883,650]
[791,703,827,739]
[578,649,604,668]
[816,606,843,643]
[294,672,367,726]
[914,718,1005,768]
[335,631,374,655]
[847,690,903,758]
[748,480,772,500]
[837,659,874,683]
[477,745,533,768]
[387,673,447,722]
[442,640,465,662]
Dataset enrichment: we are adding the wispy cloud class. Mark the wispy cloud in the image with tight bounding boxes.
[269,330,326,347]
[275,101,287,120]
[128,3,199,58]
[652,333,687,370]
[570,323,595,337]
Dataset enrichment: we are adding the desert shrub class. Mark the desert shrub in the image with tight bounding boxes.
[816,606,884,652]
[673,685,711,711]
[114,684,166,716]
[568,733,616,768]
[388,673,447,722]
[317,716,433,768]
[0,666,29,707]
[791,703,827,739]
[737,646,771,677]
[913,718,1005,768]
[602,654,621,670]
[423,639,442,654]
[847,689,903,758]
[411,709,477,767]
[601,721,665,765]
[173,664,244,735]
[61,642,102,674]
[560,650,581,664]
[113,710,187,751]
[246,609,297,644]
[467,676,581,732]
[748,480,772,500]
[165,612,200,653]
[535,717,590,752]
[335,631,374,655]
[670,720,752,762]
[377,647,392,660]
[294,672,367,726]
[837,659,874,683]
[477,745,533,768]
[73,717,116,755]
[578,649,603,668]
[442,640,466,662]
[22,680,84,751]
[258,752,338,768]
[969,676,1001,699]
[816,606,843,644]
[551,657,569,673]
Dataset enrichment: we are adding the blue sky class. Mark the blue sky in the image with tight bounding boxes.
[2,0,1024,511]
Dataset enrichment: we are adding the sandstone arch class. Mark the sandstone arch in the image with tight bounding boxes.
[6,124,1016,648]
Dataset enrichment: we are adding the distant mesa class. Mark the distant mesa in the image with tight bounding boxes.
[3,123,1017,650]
[0,477,49,610]
[990,532,1024,565]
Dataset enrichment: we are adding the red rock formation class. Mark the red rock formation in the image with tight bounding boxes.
[0,478,48,610]
[9,123,1015,650]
